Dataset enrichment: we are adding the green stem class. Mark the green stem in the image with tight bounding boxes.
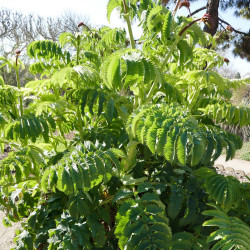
[75,37,84,141]
[58,122,68,148]
[160,36,181,71]
[2,177,38,188]
[178,18,201,37]
[134,95,139,109]
[139,86,145,106]
[76,46,80,69]
[145,79,158,104]
[77,108,84,141]
[145,40,182,104]
[98,196,114,206]
[122,0,135,49]
[161,18,201,71]
[76,34,81,68]
[15,69,23,117]
[146,17,202,104]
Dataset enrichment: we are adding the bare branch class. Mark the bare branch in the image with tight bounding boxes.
[218,17,250,36]
[172,0,181,17]
[187,6,206,17]
[0,8,90,55]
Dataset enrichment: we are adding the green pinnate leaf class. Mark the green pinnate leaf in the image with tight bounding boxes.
[162,11,172,41]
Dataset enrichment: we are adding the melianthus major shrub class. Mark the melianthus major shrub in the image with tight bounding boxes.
[0,0,250,249]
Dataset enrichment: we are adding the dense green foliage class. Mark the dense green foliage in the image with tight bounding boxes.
[0,0,250,249]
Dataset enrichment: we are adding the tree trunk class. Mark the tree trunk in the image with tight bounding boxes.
[204,0,220,36]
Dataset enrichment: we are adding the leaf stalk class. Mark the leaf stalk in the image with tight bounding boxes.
[122,0,135,49]
[15,65,24,117]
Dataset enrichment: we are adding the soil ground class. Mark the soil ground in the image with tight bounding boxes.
[0,211,22,249]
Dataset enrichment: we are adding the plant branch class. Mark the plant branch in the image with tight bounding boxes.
[15,67,24,117]
[145,79,158,104]
[187,6,206,17]
[122,0,135,49]
[172,0,181,17]
[218,18,249,36]
[179,18,201,37]
[160,17,201,72]
[215,29,226,41]
[75,36,84,141]
[2,177,38,188]
[159,37,180,73]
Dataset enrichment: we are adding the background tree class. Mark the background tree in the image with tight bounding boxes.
[220,0,249,18]
[171,0,250,61]
[0,9,90,86]
[0,9,89,56]
[235,71,241,79]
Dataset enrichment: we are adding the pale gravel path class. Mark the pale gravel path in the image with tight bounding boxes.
[215,155,250,175]
[0,211,22,250]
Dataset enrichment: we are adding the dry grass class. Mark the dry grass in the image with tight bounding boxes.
[231,84,250,107]
[221,84,250,160]
[235,142,250,161]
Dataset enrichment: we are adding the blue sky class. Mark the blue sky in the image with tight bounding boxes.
[0,0,249,75]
